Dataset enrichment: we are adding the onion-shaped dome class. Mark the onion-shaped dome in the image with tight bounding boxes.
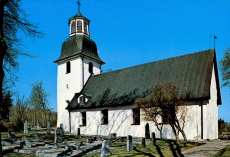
[55,35,105,64]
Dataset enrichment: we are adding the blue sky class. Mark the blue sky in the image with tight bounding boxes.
[13,0,230,121]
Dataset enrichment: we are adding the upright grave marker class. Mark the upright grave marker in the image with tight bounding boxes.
[127,135,133,151]
[100,140,111,157]
[24,121,28,133]
[152,132,156,145]
[46,122,51,134]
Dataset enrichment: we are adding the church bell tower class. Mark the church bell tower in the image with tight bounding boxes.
[54,1,105,131]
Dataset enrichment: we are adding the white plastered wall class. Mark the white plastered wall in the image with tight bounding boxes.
[70,106,154,137]
[57,57,101,132]
[203,65,218,139]
[69,99,218,140]
[57,58,83,131]
[82,58,101,84]
[69,104,202,140]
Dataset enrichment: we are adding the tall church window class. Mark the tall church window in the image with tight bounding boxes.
[161,106,175,124]
[84,21,88,35]
[101,109,108,125]
[66,61,71,73]
[88,62,93,74]
[81,111,86,126]
[77,21,82,33]
[132,108,140,125]
[71,21,76,34]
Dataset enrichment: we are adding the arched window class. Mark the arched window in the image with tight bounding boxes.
[84,21,88,35]
[80,96,86,105]
[101,109,108,125]
[71,21,76,34]
[66,61,71,73]
[88,62,93,74]
[77,21,82,33]
[81,111,86,126]
[132,108,140,125]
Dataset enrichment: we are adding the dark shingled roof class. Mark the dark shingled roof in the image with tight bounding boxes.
[67,49,221,110]
[54,35,105,64]
[68,12,90,24]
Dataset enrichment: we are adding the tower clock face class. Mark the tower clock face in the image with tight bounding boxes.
[71,21,76,34]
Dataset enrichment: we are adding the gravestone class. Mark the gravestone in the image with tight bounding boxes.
[142,138,146,147]
[73,141,82,150]
[8,131,17,140]
[24,121,28,133]
[109,133,117,139]
[100,140,111,157]
[54,127,63,143]
[37,123,40,130]
[120,136,126,142]
[60,123,64,136]
[127,135,133,151]
[65,145,71,151]
[32,133,39,140]
[22,136,28,141]
[91,136,96,141]
[145,123,150,139]
[36,150,42,156]
[86,138,92,143]
[46,122,51,134]
[1,139,13,145]
[151,132,156,145]
[19,141,25,148]
[76,128,81,138]
[25,140,32,147]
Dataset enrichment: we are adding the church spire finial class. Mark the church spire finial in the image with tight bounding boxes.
[77,0,81,13]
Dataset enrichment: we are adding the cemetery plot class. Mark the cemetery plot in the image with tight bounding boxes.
[2,131,198,157]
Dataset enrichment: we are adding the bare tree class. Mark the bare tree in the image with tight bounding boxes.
[135,97,164,140]
[9,95,28,131]
[0,0,43,156]
[134,81,188,141]
[30,81,49,127]
[220,47,230,88]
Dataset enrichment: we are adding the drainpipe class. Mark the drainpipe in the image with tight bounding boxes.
[81,58,84,88]
[79,57,84,89]
[200,101,203,139]
[69,110,71,133]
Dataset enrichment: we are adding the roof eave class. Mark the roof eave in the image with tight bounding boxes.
[54,53,105,65]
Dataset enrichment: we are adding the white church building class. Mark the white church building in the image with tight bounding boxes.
[54,7,221,140]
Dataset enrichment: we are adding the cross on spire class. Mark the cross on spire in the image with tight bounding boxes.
[77,0,81,13]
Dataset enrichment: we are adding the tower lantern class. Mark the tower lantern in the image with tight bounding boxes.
[69,0,90,37]
[69,12,90,37]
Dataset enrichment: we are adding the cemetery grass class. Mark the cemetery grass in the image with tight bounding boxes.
[3,151,36,157]
[214,145,230,156]
[1,132,88,142]
[83,140,196,157]
[1,132,35,138]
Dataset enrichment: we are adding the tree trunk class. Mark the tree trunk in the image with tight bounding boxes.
[0,1,9,156]
[170,124,178,141]
[34,109,37,126]
[178,126,187,141]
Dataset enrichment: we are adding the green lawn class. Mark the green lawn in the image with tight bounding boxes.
[3,151,36,157]
[1,131,88,142]
[2,132,197,157]
[214,145,230,157]
[83,140,196,157]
